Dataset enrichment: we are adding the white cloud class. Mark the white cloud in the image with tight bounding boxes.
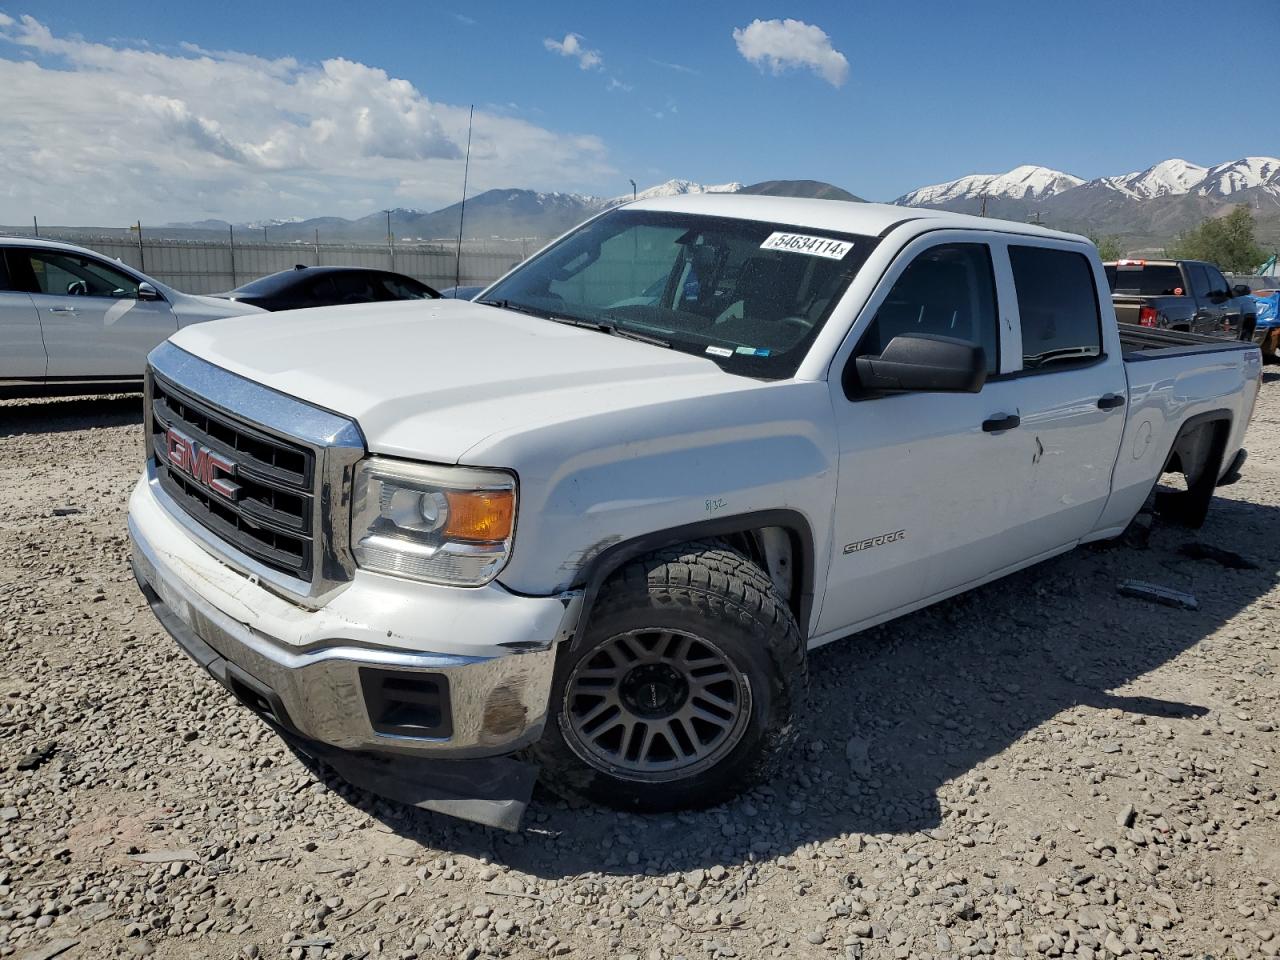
[543,32,602,71]
[0,13,13,26]
[732,18,848,88]
[0,16,614,224]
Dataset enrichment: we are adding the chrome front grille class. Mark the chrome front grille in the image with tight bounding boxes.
[151,374,316,580]
[144,342,365,606]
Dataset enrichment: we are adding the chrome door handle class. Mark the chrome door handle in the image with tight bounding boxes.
[48,306,78,314]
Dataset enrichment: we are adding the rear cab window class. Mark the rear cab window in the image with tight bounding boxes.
[1105,263,1185,297]
[1009,245,1102,371]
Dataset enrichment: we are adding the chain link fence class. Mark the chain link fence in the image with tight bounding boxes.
[0,228,548,294]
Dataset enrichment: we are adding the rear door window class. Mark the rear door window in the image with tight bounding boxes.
[331,272,378,303]
[0,250,10,290]
[377,275,434,300]
[1009,245,1102,371]
[856,242,1000,375]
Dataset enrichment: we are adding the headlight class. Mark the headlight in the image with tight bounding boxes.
[351,458,516,586]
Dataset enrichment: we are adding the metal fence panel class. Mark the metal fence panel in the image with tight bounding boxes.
[0,231,536,295]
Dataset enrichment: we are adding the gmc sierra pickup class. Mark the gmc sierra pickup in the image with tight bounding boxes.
[1105,257,1256,340]
[128,197,1262,829]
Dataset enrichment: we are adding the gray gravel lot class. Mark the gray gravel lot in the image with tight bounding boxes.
[1,379,1278,960]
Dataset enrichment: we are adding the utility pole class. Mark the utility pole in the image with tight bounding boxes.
[454,104,475,292]
[629,179,637,201]
[132,221,146,272]
[386,210,394,271]
[979,194,989,218]
[315,228,321,265]
[228,225,237,288]
[32,216,39,237]
[1027,211,1044,227]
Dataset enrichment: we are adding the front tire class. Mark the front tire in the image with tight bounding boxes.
[532,540,805,811]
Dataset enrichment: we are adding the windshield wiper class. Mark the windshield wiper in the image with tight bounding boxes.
[479,299,671,348]
[605,325,670,348]
[547,314,671,348]
[476,297,550,320]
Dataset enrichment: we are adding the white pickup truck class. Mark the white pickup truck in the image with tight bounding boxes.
[128,196,1261,829]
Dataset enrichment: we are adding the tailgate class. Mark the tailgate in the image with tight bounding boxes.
[1112,297,1145,325]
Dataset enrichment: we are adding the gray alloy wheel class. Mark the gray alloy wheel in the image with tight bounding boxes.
[561,628,752,782]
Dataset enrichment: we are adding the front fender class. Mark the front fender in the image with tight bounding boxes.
[485,381,839,610]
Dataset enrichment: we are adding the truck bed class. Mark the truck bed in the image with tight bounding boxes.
[1119,322,1259,362]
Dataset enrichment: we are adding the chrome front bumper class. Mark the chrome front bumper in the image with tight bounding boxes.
[128,475,578,762]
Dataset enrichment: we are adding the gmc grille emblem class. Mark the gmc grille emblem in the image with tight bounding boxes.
[165,427,242,501]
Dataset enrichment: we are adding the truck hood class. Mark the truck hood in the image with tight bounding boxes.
[169,299,757,462]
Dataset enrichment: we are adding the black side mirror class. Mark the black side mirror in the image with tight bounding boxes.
[1232,284,1251,298]
[851,333,987,395]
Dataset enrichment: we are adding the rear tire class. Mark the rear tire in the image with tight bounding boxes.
[532,539,805,811]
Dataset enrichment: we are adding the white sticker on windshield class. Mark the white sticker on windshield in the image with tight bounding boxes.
[760,232,853,260]
[705,346,733,358]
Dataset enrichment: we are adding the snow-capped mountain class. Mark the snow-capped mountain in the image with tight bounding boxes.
[896,165,1084,206]
[1097,159,1208,200]
[895,156,1280,242]
[1197,157,1280,197]
[616,179,744,203]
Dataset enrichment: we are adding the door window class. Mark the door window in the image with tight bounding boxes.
[331,272,378,303]
[854,243,1000,375]
[0,250,10,291]
[23,251,141,299]
[303,276,338,304]
[377,275,434,300]
[1008,245,1102,371]
[1205,265,1229,299]
[1186,263,1212,300]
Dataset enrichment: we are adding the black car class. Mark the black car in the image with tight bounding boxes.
[220,265,440,311]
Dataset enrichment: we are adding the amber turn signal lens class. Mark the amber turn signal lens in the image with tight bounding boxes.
[443,490,514,542]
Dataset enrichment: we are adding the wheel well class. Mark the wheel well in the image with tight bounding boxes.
[576,513,815,643]
[1154,411,1232,528]
[719,526,802,624]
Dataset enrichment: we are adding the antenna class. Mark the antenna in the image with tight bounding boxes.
[455,105,475,292]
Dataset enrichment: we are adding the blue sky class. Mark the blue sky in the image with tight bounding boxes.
[2,0,1277,223]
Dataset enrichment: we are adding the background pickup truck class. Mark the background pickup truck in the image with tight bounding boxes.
[128,197,1263,828]
[1105,257,1257,340]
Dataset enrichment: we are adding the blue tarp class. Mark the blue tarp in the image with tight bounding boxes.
[1251,291,1279,329]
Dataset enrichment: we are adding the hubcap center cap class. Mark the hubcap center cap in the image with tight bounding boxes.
[619,663,688,719]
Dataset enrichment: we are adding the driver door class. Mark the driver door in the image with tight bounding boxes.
[817,234,1032,637]
[12,249,178,378]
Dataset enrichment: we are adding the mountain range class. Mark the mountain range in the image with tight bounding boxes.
[129,157,1280,251]
[894,156,1280,249]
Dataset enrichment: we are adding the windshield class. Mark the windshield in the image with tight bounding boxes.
[482,209,876,379]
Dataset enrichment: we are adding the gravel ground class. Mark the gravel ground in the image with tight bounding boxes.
[1,379,1278,960]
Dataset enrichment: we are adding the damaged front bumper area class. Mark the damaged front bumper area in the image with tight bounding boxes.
[128,476,580,830]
